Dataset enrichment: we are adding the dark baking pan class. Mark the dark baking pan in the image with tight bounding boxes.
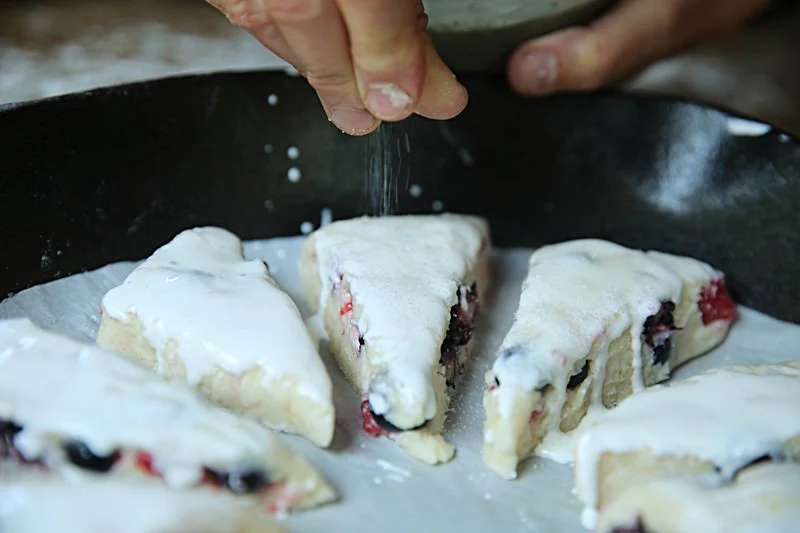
[1,71,798,322]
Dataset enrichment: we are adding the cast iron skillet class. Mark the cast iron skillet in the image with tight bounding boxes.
[1,71,798,322]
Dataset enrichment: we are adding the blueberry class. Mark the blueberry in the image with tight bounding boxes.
[206,467,269,494]
[439,283,478,388]
[1,420,42,465]
[501,346,522,360]
[567,360,591,390]
[0,419,22,459]
[643,301,677,366]
[729,451,783,479]
[62,440,120,473]
[612,517,652,533]
[369,408,428,433]
[0,420,21,435]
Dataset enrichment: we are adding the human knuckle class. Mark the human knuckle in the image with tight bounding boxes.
[305,69,354,93]
[209,0,271,30]
[577,32,619,89]
[265,0,325,24]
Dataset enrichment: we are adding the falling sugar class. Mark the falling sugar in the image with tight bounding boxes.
[287,146,300,159]
[320,207,333,227]
[365,122,411,216]
[432,200,444,212]
[409,184,422,198]
[267,94,279,106]
[288,167,301,183]
[300,221,314,234]
[263,143,274,154]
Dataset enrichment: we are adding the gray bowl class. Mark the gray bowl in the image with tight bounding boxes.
[424,0,615,73]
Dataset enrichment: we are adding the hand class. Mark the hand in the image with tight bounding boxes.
[507,0,769,96]
[207,0,468,135]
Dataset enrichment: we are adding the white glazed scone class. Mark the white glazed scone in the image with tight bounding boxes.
[482,240,736,479]
[595,462,800,533]
[0,318,336,513]
[299,214,491,464]
[97,226,335,448]
[0,464,285,533]
[574,361,800,525]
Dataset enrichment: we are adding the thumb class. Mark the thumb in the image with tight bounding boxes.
[507,0,766,96]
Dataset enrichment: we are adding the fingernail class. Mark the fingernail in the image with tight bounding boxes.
[365,83,413,120]
[518,52,558,94]
[329,107,379,135]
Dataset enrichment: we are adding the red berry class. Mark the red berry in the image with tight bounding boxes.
[360,400,386,438]
[134,452,159,477]
[698,279,737,325]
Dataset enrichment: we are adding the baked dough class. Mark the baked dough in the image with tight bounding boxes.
[299,214,491,464]
[0,463,285,533]
[97,226,335,448]
[483,240,736,479]
[595,462,800,533]
[573,361,800,524]
[0,318,336,513]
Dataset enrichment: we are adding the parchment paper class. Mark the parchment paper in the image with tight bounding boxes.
[2,236,799,533]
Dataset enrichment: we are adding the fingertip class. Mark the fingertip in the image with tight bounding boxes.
[507,47,560,96]
[415,79,468,120]
[507,27,613,95]
[322,101,381,135]
[413,39,469,120]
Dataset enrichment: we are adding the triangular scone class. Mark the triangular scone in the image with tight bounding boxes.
[0,464,285,533]
[0,318,336,513]
[299,214,491,464]
[482,239,736,478]
[573,361,800,521]
[595,462,800,533]
[97,226,335,448]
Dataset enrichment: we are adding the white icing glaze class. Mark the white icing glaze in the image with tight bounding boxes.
[575,362,800,513]
[0,466,277,533]
[645,250,719,283]
[0,318,287,485]
[598,462,800,533]
[101,226,332,407]
[310,214,488,426]
[490,239,690,458]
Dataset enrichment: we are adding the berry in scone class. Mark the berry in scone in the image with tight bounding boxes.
[482,239,736,478]
[0,463,285,533]
[573,361,800,524]
[299,214,491,464]
[97,226,335,448]
[0,318,336,513]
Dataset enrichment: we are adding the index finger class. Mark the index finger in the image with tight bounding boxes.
[336,0,429,121]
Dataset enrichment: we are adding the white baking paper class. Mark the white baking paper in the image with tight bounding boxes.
[2,235,799,533]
